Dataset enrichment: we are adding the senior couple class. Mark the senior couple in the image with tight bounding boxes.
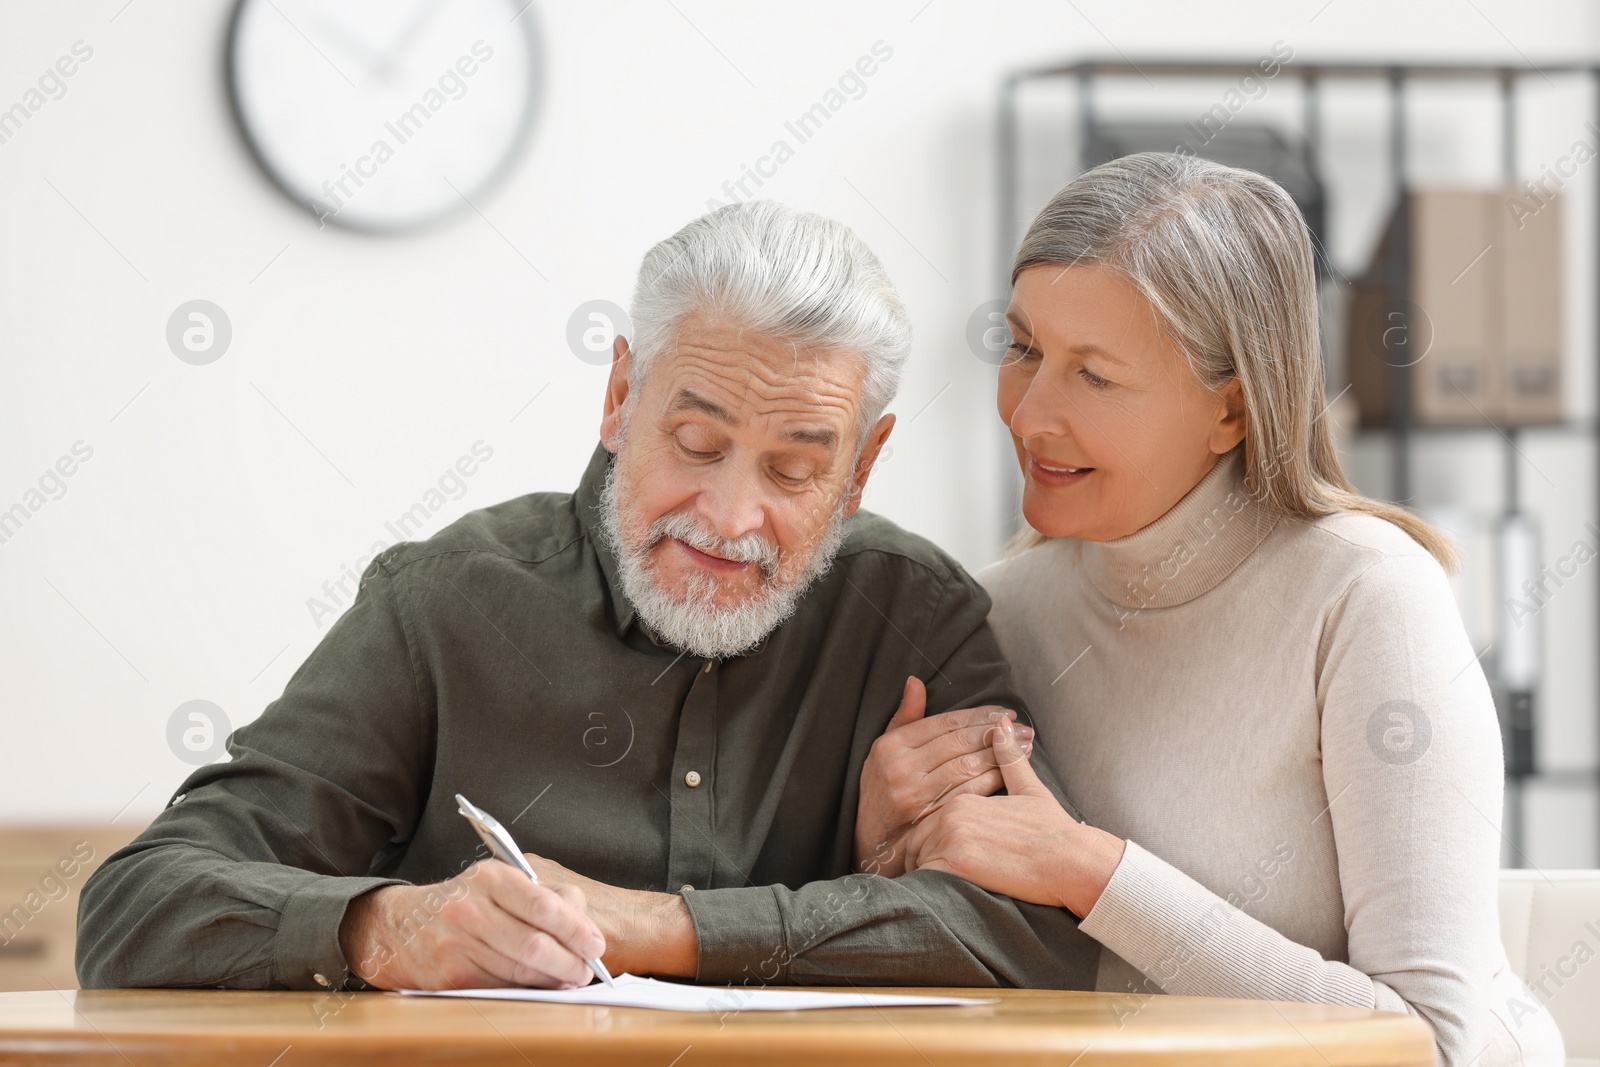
[78,153,1561,1066]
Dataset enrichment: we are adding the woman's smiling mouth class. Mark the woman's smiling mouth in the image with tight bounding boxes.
[1027,454,1095,487]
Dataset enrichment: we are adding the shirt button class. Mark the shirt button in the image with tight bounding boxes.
[679,884,695,893]
[702,660,714,674]
[171,793,186,805]
[684,770,702,788]
[313,973,332,988]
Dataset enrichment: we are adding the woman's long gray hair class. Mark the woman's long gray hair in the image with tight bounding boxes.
[1009,151,1456,571]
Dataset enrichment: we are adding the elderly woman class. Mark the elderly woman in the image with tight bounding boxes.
[857,152,1564,1066]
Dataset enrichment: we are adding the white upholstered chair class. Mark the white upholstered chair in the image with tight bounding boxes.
[1499,868,1600,1066]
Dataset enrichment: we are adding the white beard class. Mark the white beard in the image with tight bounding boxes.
[595,453,850,659]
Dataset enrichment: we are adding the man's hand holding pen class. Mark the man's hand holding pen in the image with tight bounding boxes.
[338,862,603,991]
[338,853,698,991]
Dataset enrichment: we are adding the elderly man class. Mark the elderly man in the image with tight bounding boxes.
[76,201,1097,993]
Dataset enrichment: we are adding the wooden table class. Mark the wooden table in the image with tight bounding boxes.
[0,987,1435,1066]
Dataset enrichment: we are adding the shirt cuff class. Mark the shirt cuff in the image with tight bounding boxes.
[272,875,408,990]
[681,885,788,985]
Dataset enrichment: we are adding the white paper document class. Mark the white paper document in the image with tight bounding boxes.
[397,973,996,1012]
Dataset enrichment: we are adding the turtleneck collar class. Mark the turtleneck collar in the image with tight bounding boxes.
[1075,448,1279,611]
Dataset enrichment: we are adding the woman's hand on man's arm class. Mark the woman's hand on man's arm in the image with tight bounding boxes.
[853,676,1033,877]
[902,722,1126,918]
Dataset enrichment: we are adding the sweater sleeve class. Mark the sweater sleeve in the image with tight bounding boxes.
[1078,551,1502,1067]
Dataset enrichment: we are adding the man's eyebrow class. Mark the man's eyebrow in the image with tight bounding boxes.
[785,426,838,450]
[668,389,738,425]
[668,387,839,451]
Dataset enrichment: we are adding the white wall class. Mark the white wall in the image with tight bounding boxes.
[2,0,1596,865]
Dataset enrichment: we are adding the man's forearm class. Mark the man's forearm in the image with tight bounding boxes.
[518,855,701,980]
[77,836,405,990]
[680,869,1098,988]
[616,891,698,979]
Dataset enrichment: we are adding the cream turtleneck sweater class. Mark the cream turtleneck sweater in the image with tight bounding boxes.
[980,448,1564,1067]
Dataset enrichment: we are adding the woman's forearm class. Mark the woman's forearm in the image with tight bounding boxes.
[1079,840,1381,1006]
[1054,820,1127,917]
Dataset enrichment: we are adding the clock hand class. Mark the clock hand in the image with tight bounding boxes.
[280,2,389,82]
[373,0,449,84]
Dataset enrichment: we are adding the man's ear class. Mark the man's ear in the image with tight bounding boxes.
[843,413,896,518]
[1209,377,1247,455]
[599,336,633,453]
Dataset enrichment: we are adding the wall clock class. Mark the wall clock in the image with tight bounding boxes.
[227,0,541,233]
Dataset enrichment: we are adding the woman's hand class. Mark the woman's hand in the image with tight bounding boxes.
[903,721,1127,918]
[854,676,1033,878]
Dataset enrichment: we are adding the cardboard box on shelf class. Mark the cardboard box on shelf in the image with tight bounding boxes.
[1345,186,1563,429]
[1503,193,1563,425]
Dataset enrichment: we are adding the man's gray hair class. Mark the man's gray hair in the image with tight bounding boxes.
[627,200,912,443]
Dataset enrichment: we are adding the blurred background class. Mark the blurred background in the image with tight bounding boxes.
[3,0,1598,989]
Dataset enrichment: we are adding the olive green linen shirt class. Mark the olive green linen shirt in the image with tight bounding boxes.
[76,443,1097,992]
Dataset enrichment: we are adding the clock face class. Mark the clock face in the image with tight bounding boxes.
[227,0,540,233]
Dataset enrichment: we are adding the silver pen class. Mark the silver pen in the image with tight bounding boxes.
[455,792,615,987]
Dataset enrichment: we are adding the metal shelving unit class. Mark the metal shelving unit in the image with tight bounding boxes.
[997,57,1600,865]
